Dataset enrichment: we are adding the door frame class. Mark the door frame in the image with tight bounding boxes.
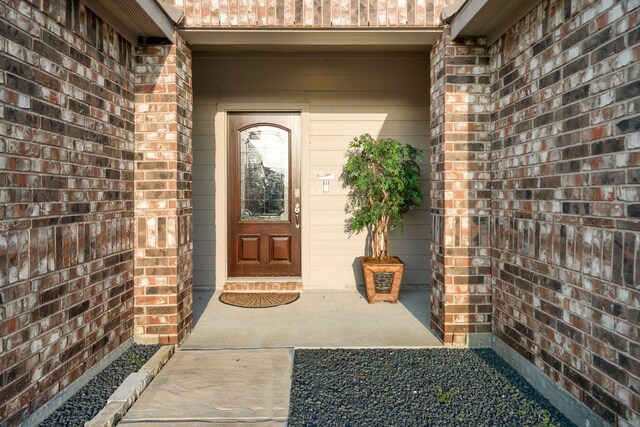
[215,103,311,287]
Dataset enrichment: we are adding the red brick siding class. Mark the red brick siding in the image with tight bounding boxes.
[0,0,135,425]
[175,34,194,344]
[490,0,640,425]
[134,35,193,345]
[430,28,492,345]
[165,0,457,27]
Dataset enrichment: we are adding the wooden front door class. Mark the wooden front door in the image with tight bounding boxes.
[227,112,301,277]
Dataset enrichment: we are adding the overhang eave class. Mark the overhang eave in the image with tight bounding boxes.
[82,0,180,45]
[450,0,544,45]
[181,28,444,51]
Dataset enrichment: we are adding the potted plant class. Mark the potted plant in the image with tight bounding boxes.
[341,133,422,303]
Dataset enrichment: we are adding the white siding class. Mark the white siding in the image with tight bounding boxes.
[192,52,430,290]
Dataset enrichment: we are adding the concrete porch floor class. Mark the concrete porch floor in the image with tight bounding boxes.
[183,287,443,349]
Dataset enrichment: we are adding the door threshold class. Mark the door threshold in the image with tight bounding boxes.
[224,279,303,293]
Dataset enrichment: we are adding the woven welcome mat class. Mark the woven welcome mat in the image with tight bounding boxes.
[219,292,300,308]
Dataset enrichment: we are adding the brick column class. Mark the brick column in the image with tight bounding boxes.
[134,34,193,344]
[429,28,492,345]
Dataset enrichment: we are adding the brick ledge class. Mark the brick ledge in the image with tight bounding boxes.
[224,281,303,293]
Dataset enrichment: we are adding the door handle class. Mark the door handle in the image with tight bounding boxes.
[294,202,300,229]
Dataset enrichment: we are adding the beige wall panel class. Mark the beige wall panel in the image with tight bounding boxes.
[400,270,431,284]
[310,120,428,136]
[193,183,215,198]
[317,254,428,269]
[310,225,429,241]
[308,165,346,182]
[195,55,426,74]
[193,266,215,284]
[309,210,431,225]
[199,74,427,92]
[310,135,428,151]
[311,105,428,121]
[194,225,216,242]
[193,109,217,120]
[193,197,215,211]
[194,212,214,226]
[309,196,351,212]
[309,148,428,166]
[194,238,216,255]
[193,134,216,146]
[306,91,427,105]
[311,240,430,255]
[309,151,348,166]
[192,52,430,290]
[309,181,349,196]
[193,120,215,136]
[192,165,216,180]
[197,90,309,103]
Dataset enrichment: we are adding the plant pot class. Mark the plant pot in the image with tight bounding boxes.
[360,256,405,304]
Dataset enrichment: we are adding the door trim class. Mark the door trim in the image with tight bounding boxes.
[215,103,311,287]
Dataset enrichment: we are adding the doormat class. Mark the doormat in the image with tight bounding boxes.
[219,292,300,308]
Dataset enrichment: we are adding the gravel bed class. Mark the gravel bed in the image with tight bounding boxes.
[289,348,575,427]
[39,343,161,427]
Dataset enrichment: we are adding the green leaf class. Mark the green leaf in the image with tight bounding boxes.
[341,134,423,259]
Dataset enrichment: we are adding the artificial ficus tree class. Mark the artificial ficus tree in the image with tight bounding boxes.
[341,133,423,260]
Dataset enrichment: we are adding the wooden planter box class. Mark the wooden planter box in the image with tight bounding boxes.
[360,256,405,304]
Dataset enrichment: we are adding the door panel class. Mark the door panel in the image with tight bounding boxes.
[270,236,292,263]
[238,235,260,263]
[228,112,301,277]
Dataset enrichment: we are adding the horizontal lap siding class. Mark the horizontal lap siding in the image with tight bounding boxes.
[192,52,430,289]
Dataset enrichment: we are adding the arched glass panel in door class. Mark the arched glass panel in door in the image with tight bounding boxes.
[239,126,289,222]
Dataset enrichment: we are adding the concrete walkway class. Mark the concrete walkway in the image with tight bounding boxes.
[120,349,292,426]
[121,288,442,425]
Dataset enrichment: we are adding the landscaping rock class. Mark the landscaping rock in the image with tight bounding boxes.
[39,344,161,427]
[288,348,576,427]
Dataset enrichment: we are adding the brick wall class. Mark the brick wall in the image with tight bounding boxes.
[490,0,640,425]
[175,34,194,346]
[165,0,456,27]
[430,28,492,345]
[0,0,135,425]
[134,35,193,345]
